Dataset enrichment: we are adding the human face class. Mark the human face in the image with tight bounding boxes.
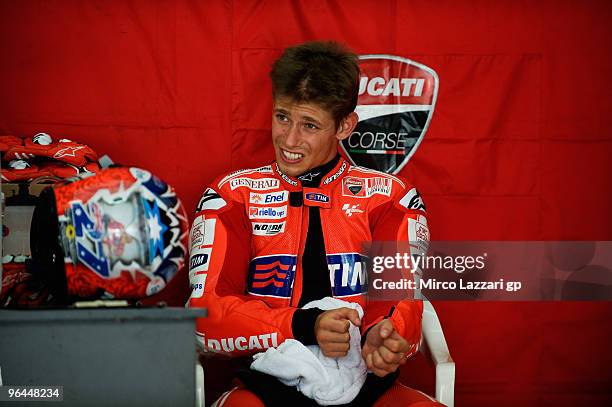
[272,97,357,177]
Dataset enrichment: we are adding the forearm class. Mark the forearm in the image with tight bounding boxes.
[190,292,296,356]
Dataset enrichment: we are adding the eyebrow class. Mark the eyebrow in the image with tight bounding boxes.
[274,107,324,127]
[301,115,323,126]
[274,108,289,115]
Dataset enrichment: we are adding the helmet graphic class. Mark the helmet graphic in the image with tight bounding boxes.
[30,167,189,302]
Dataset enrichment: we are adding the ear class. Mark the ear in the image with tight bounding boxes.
[335,112,359,141]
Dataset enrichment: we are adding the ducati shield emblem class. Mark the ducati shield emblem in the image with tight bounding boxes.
[341,55,439,174]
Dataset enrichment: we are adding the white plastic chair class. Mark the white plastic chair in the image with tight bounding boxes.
[195,362,205,407]
[421,300,455,406]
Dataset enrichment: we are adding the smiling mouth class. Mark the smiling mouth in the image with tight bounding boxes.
[281,149,304,162]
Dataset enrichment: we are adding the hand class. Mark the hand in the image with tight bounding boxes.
[361,319,409,377]
[314,307,361,357]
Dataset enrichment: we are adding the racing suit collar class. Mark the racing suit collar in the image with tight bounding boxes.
[297,154,340,187]
[274,155,348,189]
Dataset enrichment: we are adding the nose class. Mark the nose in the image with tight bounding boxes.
[283,123,301,148]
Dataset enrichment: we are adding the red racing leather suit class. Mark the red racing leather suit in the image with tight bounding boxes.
[187,157,429,357]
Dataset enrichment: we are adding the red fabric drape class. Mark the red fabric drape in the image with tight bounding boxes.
[1,1,611,405]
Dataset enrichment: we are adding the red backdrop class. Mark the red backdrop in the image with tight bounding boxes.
[1,1,611,405]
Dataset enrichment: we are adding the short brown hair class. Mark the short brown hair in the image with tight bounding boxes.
[270,41,360,126]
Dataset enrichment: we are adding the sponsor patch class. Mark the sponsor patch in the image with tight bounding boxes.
[247,255,297,298]
[342,203,364,217]
[189,247,212,274]
[275,163,299,186]
[54,145,85,159]
[366,177,392,197]
[343,176,366,197]
[250,191,288,205]
[190,253,209,269]
[248,205,287,220]
[327,253,368,297]
[230,177,280,191]
[189,220,205,250]
[304,192,330,203]
[189,215,215,272]
[218,166,273,187]
[196,188,227,211]
[408,217,429,257]
[298,172,320,182]
[252,221,286,236]
[198,332,279,353]
[302,188,331,208]
[190,215,215,249]
[342,176,392,198]
[190,273,207,299]
[323,162,348,185]
[399,188,426,212]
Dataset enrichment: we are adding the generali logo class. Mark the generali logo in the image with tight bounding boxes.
[341,55,439,174]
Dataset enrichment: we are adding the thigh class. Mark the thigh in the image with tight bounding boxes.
[211,381,444,407]
[374,382,446,407]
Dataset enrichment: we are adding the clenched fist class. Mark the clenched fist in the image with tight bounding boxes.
[314,307,361,357]
[362,319,409,377]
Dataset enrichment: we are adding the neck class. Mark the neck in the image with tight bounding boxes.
[297,155,341,187]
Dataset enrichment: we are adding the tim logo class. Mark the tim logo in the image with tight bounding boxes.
[327,253,368,297]
[248,255,297,298]
[341,55,439,174]
[304,192,330,203]
[190,253,209,269]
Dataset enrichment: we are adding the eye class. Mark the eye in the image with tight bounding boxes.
[275,113,289,123]
[303,122,319,130]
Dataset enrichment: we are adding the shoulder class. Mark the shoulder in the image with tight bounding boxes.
[215,164,276,190]
[195,164,278,213]
[344,165,426,212]
[344,164,407,196]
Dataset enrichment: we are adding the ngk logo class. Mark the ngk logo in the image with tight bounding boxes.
[341,55,438,174]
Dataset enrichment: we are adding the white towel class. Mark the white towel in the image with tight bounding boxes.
[250,297,367,405]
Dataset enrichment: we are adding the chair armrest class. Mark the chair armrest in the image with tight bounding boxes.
[422,300,455,407]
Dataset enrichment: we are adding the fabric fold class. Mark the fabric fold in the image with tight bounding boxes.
[250,297,367,405]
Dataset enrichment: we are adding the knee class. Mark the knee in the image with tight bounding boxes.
[211,387,265,407]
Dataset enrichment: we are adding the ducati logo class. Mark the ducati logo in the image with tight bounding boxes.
[341,55,439,174]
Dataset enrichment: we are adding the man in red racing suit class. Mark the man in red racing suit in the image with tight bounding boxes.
[187,41,443,407]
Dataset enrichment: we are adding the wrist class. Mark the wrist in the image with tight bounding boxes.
[361,325,374,347]
[292,308,325,345]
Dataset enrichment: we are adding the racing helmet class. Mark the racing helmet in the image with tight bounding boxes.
[30,167,189,302]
